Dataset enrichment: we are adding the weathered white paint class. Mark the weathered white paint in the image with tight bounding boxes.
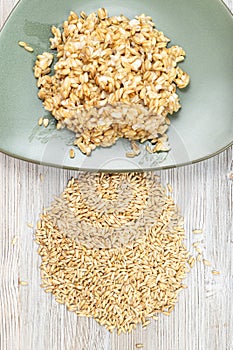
[0,1,232,349]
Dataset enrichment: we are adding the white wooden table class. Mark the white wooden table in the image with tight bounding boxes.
[0,1,232,349]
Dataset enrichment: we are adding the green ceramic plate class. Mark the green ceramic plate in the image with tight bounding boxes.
[0,0,232,171]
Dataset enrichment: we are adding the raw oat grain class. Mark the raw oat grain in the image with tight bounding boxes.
[35,172,190,333]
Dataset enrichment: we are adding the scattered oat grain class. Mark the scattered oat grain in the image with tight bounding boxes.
[24,45,34,52]
[193,229,203,234]
[11,236,18,245]
[188,256,195,268]
[142,319,151,328]
[145,145,153,154]
[18,41,26,47]
[162,311,171,316]
[211,270,220,275]
[194,247,202,254]
[203,259,211,266]
[152,315,159,320]
[43,118,49,127]
[69,148,75,159]
[19,281,28,286]
[125,152,137,158]
[167,183,173,193]
[38,117,43,126]
[131,141,141,156]
[192,241,201,248]
[196,253,202,262]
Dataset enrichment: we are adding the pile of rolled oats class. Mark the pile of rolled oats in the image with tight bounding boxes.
[34,8,189,155]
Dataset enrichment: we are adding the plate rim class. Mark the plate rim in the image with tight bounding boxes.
[0,141,232,172]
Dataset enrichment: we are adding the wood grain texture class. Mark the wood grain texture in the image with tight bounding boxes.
[0,1,232,349]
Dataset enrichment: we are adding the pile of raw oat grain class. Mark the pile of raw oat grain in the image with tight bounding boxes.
[36,172,190,334]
